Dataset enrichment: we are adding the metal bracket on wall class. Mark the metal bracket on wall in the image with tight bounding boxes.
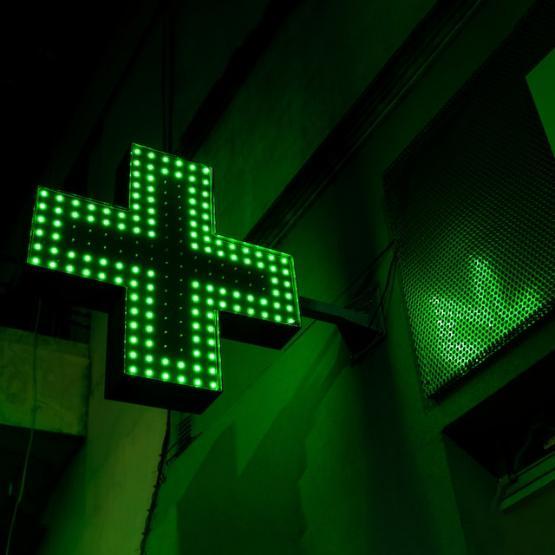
[299,296,382,356]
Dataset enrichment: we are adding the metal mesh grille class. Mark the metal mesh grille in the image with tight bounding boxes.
[385,20,555,396]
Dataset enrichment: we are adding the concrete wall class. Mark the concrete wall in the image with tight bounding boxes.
[37,0,555,554]
[0,327,88,436]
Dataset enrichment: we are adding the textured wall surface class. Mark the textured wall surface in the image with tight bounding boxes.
[36,1,555,554]
[0,327,88,436]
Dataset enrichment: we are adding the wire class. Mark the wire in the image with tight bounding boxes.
[5,298,42,555]
[350,249,398,362]
[347,240,396,310]
[139,410,171,555]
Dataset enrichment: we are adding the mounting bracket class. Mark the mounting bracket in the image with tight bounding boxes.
[299,296,382,356]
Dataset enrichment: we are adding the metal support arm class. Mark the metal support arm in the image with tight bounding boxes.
[299,296,382,356]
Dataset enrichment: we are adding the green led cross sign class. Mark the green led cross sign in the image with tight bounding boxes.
[27,144,301,412]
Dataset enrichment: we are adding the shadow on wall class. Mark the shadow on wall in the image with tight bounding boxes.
[174,317,445,553]
[176,334,348,554]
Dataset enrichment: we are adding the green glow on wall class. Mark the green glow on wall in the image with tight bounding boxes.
[27,144,301,396]
[415,256,544,391]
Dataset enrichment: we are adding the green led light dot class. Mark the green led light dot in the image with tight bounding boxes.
[28,145,300,410]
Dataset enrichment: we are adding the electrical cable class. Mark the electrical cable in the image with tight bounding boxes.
[139,410,171,555]
[4,298,42,555]
[351,250,398,362]
[347,240,396,311]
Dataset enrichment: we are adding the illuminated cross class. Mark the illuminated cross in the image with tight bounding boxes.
[27,144,301,412]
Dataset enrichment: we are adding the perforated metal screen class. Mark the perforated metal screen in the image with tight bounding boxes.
[385,16,555,397]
